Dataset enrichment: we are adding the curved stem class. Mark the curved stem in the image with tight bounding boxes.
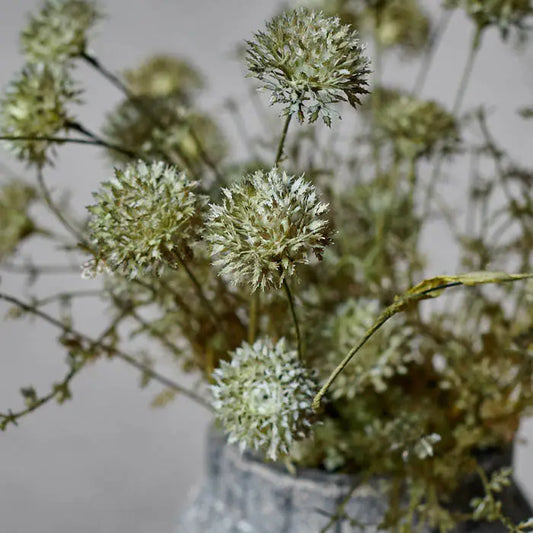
[67,121,138,159]
[283,278,303,360]
[412,9,453,96]
[36,168,88,247]
[452,27,482,114]
[81,52,221,181]
[171,250,221,327]
[0,134,135,159]
[275,113,293,166]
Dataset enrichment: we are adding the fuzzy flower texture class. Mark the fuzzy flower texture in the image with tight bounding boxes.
[0,64,79,166]
[446,0,532,37]
[21,0,101,65]
[206,168,330,291]
[246,8,370,126]
[211,338,317,461]
[87,160,205,278]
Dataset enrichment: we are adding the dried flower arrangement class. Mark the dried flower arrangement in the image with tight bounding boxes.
[1,0,532,531]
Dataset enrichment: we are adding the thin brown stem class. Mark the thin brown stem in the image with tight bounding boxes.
[0,291,212,411]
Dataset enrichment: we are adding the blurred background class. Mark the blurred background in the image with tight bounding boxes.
[0,1,531,532]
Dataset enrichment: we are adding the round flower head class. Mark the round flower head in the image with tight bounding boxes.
[21,0,102,65]
[324,299,418,399]
[206,168,330,291]
[246,8,370,126]
[294,0,430,54]
[445,0,532,39]
[103,98,226,166]
[361,0,430,54]
[373,87,458,159]
[87,161,205,278]
[0,181,37,261]
[123,55,203,102]
[0,64,80,167]
[211,337,317,460]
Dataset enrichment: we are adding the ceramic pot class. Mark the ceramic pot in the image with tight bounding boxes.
[176,429,531,533]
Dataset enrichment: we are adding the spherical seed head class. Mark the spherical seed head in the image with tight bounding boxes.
[87,161,205,278]
[364,0,430,53]
[103,98,226,166]
[211,337,317,461]
[0,64,80,167]
[246,8,371,126]
[206,167,330,292]
[373,87,459,159]
[324,299,418,399]
[21,0,102,64]
[0,181,37,261]
[123,55,204,101]
[445,0,532,38]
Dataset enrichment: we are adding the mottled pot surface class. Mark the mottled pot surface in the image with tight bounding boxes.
[176,429,531,533]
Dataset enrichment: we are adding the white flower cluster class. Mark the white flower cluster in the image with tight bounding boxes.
[21,0,101,65]
[87,160,205,278]
[246,8,370,126]
[211,338,317,460]
[206,167,330,291]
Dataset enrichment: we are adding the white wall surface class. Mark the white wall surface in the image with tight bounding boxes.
[0,2,531,532]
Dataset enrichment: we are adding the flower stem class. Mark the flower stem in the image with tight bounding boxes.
[275,113,292,166]
[283,278,303,360]
[172,250,221,327]
[247,292,259,344]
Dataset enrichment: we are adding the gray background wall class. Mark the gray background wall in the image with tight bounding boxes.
[0,1,531,532]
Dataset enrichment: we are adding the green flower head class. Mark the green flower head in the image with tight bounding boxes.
[211,337,317,460]
[294,0,430,54]
[103,99,226,166]
[206,167,330,291]
[373,87,459,159]
[21,0,102,64]
[445,0,532,39]
[0,181,37,261]
[0,64,80,167]
[87,160,205,278]
[123,55,203,101]
[246,8,371,126]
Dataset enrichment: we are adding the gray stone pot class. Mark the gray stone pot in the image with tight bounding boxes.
[176,429,531,533]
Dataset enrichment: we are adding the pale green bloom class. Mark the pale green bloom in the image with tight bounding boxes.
[206,167,330,291]
[246,8,370,126]
[0,64,80,166]
[0,181,37,261]
[21,0,102,64]
[445,0,532,38]
[123,55,203,101]
[103,99,226,166]
[293,0,430,54]
[87,160,205,278]
[211,337,317,460]
[373,87,458,159]
[324,299,418,399]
